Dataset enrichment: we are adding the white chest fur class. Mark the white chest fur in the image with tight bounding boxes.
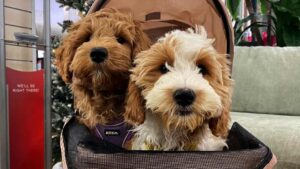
[131,111,227,151]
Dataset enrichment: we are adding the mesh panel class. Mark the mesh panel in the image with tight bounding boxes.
[75,146,268,169]
[61,117,272,169]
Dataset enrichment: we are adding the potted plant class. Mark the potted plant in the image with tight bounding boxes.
[226,0,300,46]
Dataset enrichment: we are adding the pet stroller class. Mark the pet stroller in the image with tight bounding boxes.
[60,0,274,168]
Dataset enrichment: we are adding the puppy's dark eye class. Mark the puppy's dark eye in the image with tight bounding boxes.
[84,35,91,42]
[116,36,126,44]
[197,64,208,75]
[160,64,169,74]
[132,62,137,67]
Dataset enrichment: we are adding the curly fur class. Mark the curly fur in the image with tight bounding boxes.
[125,26,232,150]
[55,8,150,128]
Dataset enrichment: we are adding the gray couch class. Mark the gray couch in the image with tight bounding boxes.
[231,47,300,169]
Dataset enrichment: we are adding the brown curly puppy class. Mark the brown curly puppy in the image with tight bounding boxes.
[55,8,151,128]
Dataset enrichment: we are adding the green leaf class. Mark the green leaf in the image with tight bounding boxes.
[260,0,268,14]
[272,0,300,17]
[73,2,84,11]
[282,24,300,46]
[272,2,300,46]
[226,0,241,20]
[234,14,276,33]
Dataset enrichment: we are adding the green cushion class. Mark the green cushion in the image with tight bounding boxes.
[232,47,300,115]
[231,112,300,169]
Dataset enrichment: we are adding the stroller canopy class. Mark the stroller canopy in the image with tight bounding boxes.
[89,0,234,62]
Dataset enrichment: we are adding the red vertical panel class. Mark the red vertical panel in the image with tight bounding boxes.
[7,68,44,169]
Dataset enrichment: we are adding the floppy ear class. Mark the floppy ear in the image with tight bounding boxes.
[209,106,231,138]
[124,79,146,125]
[132,21,151,58]
[209,54,233,138]
[54,18,92,83]
[123,21,150,125]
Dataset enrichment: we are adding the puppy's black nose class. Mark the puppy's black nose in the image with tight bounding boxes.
[173,89,196,107]
[90,47,108,63]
